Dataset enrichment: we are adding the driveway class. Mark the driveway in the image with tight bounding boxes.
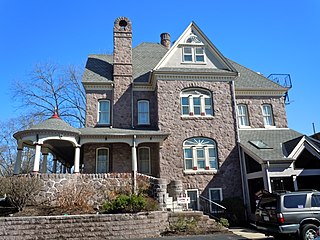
[133,228,273,240]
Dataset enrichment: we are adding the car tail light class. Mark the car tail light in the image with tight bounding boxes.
[277,213,285,223]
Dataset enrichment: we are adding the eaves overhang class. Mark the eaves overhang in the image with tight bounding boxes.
[235,88,288,97]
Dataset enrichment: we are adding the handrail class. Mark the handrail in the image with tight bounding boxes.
[199,195,226,210]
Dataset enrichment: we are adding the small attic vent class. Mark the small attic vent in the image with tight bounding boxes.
[249,140,272,149]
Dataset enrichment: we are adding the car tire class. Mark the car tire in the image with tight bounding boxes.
[301,224,318,240]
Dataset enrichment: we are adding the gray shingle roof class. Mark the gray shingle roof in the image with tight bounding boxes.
[239,129,303,161]
[229,59,287,91]
[82,42,287,92]
[133,43,168,82]
[28,117,81,134]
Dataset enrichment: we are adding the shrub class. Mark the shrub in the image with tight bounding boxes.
[219,217,229,228]
[102,194,158,213]
[56,182,95,213]
[0,175,42,211]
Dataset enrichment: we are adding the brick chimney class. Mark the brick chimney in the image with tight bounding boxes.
[160,33,170,49]
[113,16,132,128]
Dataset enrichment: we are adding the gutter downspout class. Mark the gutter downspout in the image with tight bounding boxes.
[230,76,248,219]
[131,82,134,128]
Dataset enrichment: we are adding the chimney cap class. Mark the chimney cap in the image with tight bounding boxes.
[160,32,171,49]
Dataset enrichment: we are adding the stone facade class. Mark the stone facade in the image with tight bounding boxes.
[157,79,242,198]
[236,96,288,128]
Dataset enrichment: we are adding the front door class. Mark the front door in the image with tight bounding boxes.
[187,189,199,210]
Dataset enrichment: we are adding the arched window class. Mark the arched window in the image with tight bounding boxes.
[261,104,274,126]
[98,100,110,124]
[180,88,213,116]
[183,34,205,63]
[96,148,109,173]
[137,100,150,125]
[138,147,150,174]
[183,137,218,171]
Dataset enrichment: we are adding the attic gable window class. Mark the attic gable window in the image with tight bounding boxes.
[182,34,205,63]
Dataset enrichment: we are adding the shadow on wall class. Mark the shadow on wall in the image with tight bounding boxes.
[202,146,242,199]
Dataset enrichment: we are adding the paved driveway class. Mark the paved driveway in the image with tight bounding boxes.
[133,228,274,240]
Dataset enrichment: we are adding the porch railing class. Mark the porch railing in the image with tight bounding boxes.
[199,195,226,220]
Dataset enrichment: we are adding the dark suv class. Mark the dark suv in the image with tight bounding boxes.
[255,190,320,240]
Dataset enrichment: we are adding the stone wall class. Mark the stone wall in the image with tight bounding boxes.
[31,173,151,206]
[0,212,168,240]
[157,79,242,198]
[236,96,288,128]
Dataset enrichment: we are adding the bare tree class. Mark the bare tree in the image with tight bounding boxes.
[12,63,86,127]
[0,116,36,176]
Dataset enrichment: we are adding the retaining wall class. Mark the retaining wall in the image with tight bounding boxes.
[0,211,169,240]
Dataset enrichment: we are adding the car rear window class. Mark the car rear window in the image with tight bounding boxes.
[284,194,307,208]
[259,195,277,210]
[311,194,320,207]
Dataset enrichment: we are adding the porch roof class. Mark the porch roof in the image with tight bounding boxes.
[239,128,303,162]
[79,127,169,137]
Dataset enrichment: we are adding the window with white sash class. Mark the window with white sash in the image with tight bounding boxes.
[180,89,213,116]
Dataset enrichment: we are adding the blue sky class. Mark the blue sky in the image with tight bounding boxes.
[1,0,319,134]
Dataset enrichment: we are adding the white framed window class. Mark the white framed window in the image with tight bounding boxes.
[183,46,205,63]
[180,89,213,116]
[183,137,218,171]
[138,147,150,174]
[138,100,150,125]
[98,100,110,124]
[262,104,274,126]
[209,188,223,213]
[96,148,109,173]
[237,104,250,127]
[182,34,205,63]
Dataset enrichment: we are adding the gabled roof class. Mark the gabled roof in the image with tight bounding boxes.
[153,21,237,75]
[81,22,289,93]
[239,129,302,162]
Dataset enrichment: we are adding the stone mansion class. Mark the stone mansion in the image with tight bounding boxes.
[13,17,320,216]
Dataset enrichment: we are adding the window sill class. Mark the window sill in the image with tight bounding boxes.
[239,125,251,129]
[181,116,214,120]
[181,62,206,65]
[264,125,276,129]
[183,169,218,175]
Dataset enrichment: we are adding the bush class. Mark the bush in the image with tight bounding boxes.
[0,175,42,211]
[219,217,229,228]
[56,182,95,213]
[221,197,246,226]
[102,194,158,213]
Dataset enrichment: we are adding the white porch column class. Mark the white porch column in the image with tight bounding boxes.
[132,135,137,194]
[33,143,42,173]
[74,146,80,174]
[13,146,23,175]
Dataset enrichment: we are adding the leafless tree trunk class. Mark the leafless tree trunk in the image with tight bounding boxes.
[12,63,85,127]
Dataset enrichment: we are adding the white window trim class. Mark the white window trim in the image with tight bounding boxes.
[137,100,150,125]
[180,89,213,117]
[261,104,275,127]
[185,189,199,210]
[209,188,223,213]
[182,46,206,63]
[138,146,151,175]
[97,99,110,125]
[183,138,218,173]
[237,104,250,128]
[96,147,109,173]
